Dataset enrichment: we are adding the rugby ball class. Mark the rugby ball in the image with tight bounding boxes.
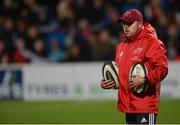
[102,61,119,89]
[129,63,148,94]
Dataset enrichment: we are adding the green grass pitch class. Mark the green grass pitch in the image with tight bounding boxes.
[0,99,180,124]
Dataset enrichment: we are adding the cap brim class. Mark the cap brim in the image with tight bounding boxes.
[117,17,133,23]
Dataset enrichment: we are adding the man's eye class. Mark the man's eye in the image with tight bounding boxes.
[124,22,133,26]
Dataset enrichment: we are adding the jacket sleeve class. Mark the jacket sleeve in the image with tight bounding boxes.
[144,39,168,85]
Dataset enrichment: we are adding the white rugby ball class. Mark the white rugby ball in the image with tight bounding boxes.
[129,63,148,94]
[102,61,119,89]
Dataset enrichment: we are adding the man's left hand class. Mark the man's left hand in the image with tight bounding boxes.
[129,75,144,89]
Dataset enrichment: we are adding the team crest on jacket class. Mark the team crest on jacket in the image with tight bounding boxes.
[131,47,143,61]
[133,47,143,54]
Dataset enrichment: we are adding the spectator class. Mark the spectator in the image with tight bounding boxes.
[48,39,66,62]
[0,0,180,63]
[91,29,115,60]
[33,39,47,58]
[12,37,30,63]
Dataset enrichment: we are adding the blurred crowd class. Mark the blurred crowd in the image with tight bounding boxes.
[0,0,180,64]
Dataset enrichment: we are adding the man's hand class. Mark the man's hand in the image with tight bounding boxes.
[129,75,144,89]
[100,79,115,89]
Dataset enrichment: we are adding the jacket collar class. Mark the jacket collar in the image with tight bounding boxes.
[122,23,157,43]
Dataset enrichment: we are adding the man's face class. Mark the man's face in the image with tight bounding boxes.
[123,21,142,37]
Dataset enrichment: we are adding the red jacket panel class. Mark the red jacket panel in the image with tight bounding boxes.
[115,23,168,114]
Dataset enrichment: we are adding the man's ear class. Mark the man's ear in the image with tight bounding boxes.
[138,21,143,28]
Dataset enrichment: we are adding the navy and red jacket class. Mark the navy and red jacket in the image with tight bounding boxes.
[116,23,168,114]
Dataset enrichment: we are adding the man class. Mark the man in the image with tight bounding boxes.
[100,9,168,124]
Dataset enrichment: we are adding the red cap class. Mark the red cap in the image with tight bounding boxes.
[118,9,143,23]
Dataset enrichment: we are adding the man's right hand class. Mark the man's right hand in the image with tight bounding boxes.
[100,79,115,89]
